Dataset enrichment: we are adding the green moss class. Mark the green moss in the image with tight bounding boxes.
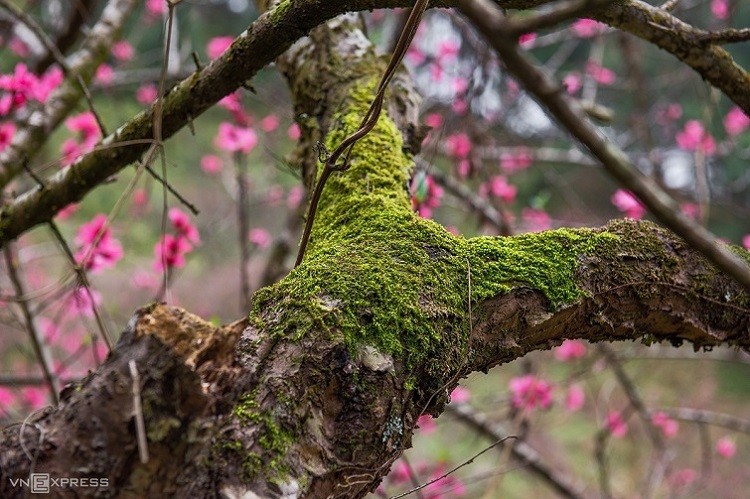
[266,0,291,24]
[250,78,620,376]
[233,392,293,482]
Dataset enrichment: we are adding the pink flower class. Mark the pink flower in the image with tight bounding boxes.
[136,83,158,105]
[154,234,192,271]
[261,114,280,132]
[743,234,750,250]
[207,36,234,59]
[34,66,63,102]
[716,437,736,459]
[266,185,284,205]
[288,123,301,140]
[74,214,123,273]
[451,77,469,94]
[711,0,729,19]
[95,64,114,86]
[651,412,679,438]
[0,387,15,412]
[406,47,426,66]
[585,61,616,85]
[521,208,551,232]
[565,384,585,412]
[509,375,553,411]
[555,340,587,361]
[425,465,467,498]
[215,122,258,154]
[168,207,200,244]
[430,63,443,83]
[445,133,471,158]
[676,120,716,155]
[606,410,628,438]
[519,32,536,48]
[146,0,166,17]
[131,270,159,290]
[656,103,683,125]
[424,113,443,129]
[287,185,304,209]
[456,159,471,178]
[22,388,46,409]
[487,176,517,203]
[417,414,437,434]
[571,19,606,38]
[669,468,697,489]
[724,107,750,136]
[0,122,15,152]
[680,202,700,220]
[248,228,271,249]
[500,148,533,173]
[112,41,134,62]
[611,189,645,219]
[66,287,101,318]
[563,72,582,94]
[8,37,29,57]
[450,386,471,404]
[56,203,78,220]
[200,154,222,174]
[451,98,468,115]
[65,111,101,147]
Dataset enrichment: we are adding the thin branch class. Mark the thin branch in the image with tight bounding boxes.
[697,28,750,45]
[445,404,585,498]
[3,245,60,405]
[128,360,149,464]
[236,153,252,311]
[656,408,750,434]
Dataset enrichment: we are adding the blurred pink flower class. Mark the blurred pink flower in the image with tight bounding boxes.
[651,411,679,438]
[169,207,200,244]
[154,234,192,271]
[214,122,258,154]
[611,189,645,219]
[519,32,536,48]
[676,120,716,155]
[522,208,551,232]
[249,228,271,249]
[680,202,700,220]
[585,61,616,85]
[146,0,166,17]
[0,122,15,152]
[716,437,736,459]
[95,64,114,86]
[66,287,101,318]
[424,112,443,129]
[606,410,628,438]
[207,36,234,59]
[456,159,471,178]
[261,114,280,132]
[288,123,301,140]
[425,466,467,498]
[451,98,468,115]
[406,47,425,66]
[669,468,697,489]
[0,387,15,412]
[287,185,304,209]
[417,414,437,434]
[23,388,46,409]
[656,103,683,125]
[571,19,606,38]
[8,37,29,57]
[65,111,101,148]
[555,340,587,361]
[266,185,284,205]
[200,154,223,174]
[56,203,78,220]
[500,148,533,173]
[487,175,517,203]
[131,270,159,290]
[743,234,750,250]
[711,0,729,19]
[724,107,750,136]
[112,41,134,62]
[450,386,471,404]
[565,384,585,412]
[34,66,63,102]
[563,72,582,94]
[136,83,158,105]
[509,374,553,411]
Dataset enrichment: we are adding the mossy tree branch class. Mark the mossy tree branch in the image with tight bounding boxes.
[2,7,749,499]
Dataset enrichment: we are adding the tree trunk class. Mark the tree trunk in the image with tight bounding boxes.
[1,7,749,499]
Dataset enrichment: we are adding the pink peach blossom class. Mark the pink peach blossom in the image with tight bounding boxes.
[606,410,628,438]
[207,36,234,59]
[112,41,134,62]
[555,340,587,361]
[200,154,223,174]
[724,107,750,136]
[136,83,158,105]
[248,228,271,249]
[716,437,736,459]
[611,189,645,219]
[565,384,585,412]
[509,374,553,411]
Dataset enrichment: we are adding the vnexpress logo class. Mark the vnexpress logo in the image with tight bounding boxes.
[8,474,109,492]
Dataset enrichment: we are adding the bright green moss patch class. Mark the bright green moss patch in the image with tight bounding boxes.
[250,76,619,370]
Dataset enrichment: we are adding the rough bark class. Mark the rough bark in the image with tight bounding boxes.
[2,7,749,499]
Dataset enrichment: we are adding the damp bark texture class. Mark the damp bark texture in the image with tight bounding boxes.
[1,6,749,499]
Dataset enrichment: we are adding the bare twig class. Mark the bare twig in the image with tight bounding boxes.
[235,153,252,311]
[128,360,149,464]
